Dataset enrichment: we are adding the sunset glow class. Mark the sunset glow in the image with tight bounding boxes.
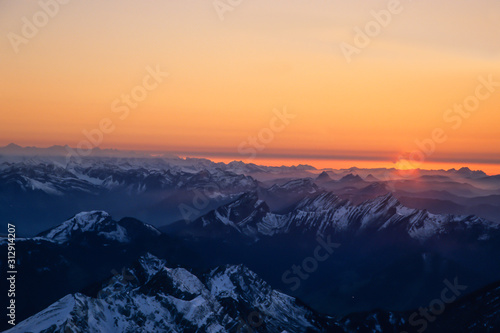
[1,0,499,173]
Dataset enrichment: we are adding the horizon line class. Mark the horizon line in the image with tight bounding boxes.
[1,142,500,176]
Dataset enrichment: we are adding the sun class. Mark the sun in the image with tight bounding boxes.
[394,159,420,177]
[395,159,413,170]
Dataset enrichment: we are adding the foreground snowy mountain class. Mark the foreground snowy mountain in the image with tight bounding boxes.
[4,254,342,333]
[6,253,500,333]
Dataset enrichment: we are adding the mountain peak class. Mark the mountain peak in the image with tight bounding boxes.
[68,211,111,229]
[316,171,332,181]
[4,143,22,149]
[189,191,270,237]
[37,211,117,243]
[455,167,487,178]
[36,211,162,244]
[364,174,379,181]
[194,186,500,241]
[339,173,363,182]
[127,253,168,284]
[8,253,337,333]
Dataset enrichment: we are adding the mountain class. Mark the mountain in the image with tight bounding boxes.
[0,160,258,235]
[4,254,343,333]
[363,174,379,182]
[181,191,500,242]
[339,173,364,183]
[0,212,197,330]
[2,206,500,331]
[165,192,500,316]
[316,171,333,182]
[318,173,371,194]
[6,252,500,332]
[37,211,161,244]
[453,167,488,179]
[267,178,318,194]
[260,178,320,212]
[185,192,271,239]
[388,178,496,198]
[1,155,498,236]
[340,278,500,333]
[2,151,500,331]
[0,143,154,158]
[426,279,500,332]
[469,174,500,191]
[333,181,390,204]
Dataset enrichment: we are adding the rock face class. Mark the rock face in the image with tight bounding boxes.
[170,192,500,317]
[2,207,500,332]
[186,192,500,242]
[0,159,259,235]
[0,212,180,330]
[4,254,343,333]
[6,253,500,332]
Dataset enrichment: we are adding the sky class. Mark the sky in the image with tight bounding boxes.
[1,0,500,173]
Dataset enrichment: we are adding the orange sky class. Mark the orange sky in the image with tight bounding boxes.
[1,0,499,173]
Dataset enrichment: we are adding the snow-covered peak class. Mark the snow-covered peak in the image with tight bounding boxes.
[37,211,123,243]
[36,211,162,244]
[66,211,111,231]
[6,254,337,332]
[137,252,168,279]
[207,264,266,301]
[189,191,500,242]
[194,192,270,238]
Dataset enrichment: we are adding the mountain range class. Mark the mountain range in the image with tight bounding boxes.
[2,210,500,332]
[1,150,499,332]
[1,154,499,237]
